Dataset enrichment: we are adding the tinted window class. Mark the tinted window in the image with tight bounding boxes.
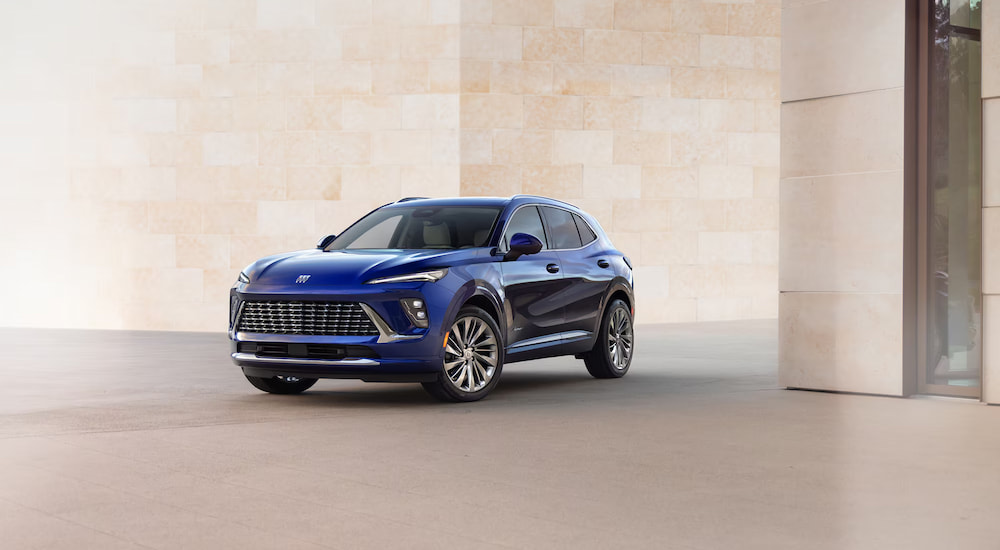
[502,206,547,250]
[329,206,501,250]
[540,206,582,249]
[574,214,597,245]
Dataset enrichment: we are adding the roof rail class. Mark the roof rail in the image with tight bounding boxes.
[510,194,576,207]
[394,197,429,203]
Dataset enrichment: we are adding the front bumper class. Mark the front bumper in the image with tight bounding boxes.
[229,281,457,382]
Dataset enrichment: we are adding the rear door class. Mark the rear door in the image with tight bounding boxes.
[539,206,612,342]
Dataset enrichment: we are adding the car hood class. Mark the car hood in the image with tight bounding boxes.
[244,249,483,287]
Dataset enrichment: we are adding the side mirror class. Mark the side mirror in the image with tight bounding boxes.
[503,233,543,261]
[317,234,337,249]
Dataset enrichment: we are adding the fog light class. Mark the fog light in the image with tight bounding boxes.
[400,298,429,328]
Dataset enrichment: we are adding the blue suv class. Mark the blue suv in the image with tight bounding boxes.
[230,195,635,402]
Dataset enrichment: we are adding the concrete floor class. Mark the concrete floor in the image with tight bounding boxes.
[2,321,999,549]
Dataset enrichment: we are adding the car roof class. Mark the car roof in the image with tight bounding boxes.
[380,195,580,211]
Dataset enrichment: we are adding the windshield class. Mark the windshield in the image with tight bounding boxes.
[328,206,502,250]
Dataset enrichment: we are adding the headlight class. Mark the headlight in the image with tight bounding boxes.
[364,269,448,285]
[238,271,250,283]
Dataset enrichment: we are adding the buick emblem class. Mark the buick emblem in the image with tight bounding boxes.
[295,275,311,284]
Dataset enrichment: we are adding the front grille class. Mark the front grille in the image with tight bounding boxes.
[236,301,379,336]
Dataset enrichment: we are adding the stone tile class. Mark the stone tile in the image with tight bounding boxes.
[460,60,492,92]
[640,98,699,133]
[613,132,670,165]
[672,68,726,99]
[461,25,522,60]
[670,131,727,166]
[460,130,493,164]
[523,28,584,63]
[374,0,429,24]
[552,130,613,165]
[343,96,401,130]
[554,63,611,95]
[373,61,430,94]
[202,64,257,97]
[726,69,779,100]
[372,130,434,164]
[286,97,342,131]
[699,165,754,200]
[781,88,904,178]
[522,165,583,198]
[782,0,905,102]
[524,95,584,130]
[983,296,1000,403]
[728,4,781,37]
[257,63,313,97]
[985,0,1000,98]
[316,0,373,26]
[257,0,315,28]
[493,0,555,26]
[491,62,553,95]
[175,31,229,64]
[459,165,521,196]
[583,165,641,199]
[672,1,728,35]
[202,201,258,234]
[257,201,317,236]
[614,0,672,32]
[493,130,553,165]
[985,100,1000,207]
[642,32,699,67]
[584,30,642,65]
[584,97,640,130]
[316,132,372,165]
[700,35,755,69]
[610,65,671,97]
[430,59,461,92]
[287,166,342,200]
[641,166,697,199]
[341,166,401,201]
[315,62,372,94]
[341,25,401,60]
[177,235,229,269]
[554,0,614,29]
[780,171,904,293]
[985,207,1000,294]
[640,231,697,265]
[401,95,460,129]
[460,94,523,129]
[401,24,460,59]
[612,199,670,232]
[779,292,904,395]
[148,201,201,235]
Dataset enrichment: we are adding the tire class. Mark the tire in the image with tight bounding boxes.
[422,306,504,402]
[244,373,318,394]
[583,299,634,379]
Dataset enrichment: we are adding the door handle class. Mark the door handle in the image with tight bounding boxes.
[597,259,610,268]
[546,263,560,273]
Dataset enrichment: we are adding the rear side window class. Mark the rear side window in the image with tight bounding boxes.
[502,206,548,250]
[574,214,597,245]
[540,206,582,249]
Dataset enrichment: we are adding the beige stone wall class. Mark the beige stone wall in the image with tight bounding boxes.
[457,0,780,324]
[982,1,1000,403]
[0,0,779,332]
[778,0,909,395]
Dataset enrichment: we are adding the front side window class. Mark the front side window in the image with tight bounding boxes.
[501,206,548,250]
[540,206,583,249]
[329,206,501,250]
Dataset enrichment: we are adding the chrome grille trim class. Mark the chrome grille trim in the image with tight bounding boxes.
[236,301,380,336]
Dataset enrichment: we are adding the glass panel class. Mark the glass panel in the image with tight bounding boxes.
[926,36,982,390]
[949,0,982,29]
[502,206,547,250]
[540,207,582,250]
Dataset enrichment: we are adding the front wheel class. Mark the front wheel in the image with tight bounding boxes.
[422,306,504,402]
[244,373,318,394]
[583,299,634,378]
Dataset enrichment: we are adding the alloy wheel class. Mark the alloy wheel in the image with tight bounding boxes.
[608,307,633,370]
[443,316,498,393]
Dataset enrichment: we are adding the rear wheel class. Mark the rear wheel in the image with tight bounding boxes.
[244,373,318,394]
[422,306,504,402]
[583,299,634,379]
